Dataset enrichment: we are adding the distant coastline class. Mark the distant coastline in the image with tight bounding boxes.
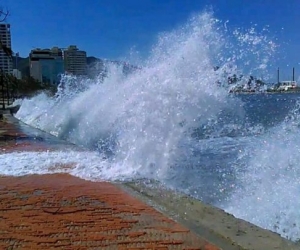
[231,88,300,95]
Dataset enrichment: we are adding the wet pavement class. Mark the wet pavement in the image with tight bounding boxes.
[0,111,79,153]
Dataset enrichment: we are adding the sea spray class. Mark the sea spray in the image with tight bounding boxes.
[13,10,300,241]
[225,100,300,241]
[16,11,249,180]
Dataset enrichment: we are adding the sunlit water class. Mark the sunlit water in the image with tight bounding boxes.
[1,11,300,241]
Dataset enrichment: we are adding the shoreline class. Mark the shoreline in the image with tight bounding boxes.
[0,110,299,249]
[231,90,300,95]
[0,173,298,250]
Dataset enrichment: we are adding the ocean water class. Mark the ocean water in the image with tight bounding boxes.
[1,11,300,241]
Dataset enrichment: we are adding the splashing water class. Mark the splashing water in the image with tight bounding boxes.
[9,10,300,241]
[16,11,251,180]
[225,100,300,241]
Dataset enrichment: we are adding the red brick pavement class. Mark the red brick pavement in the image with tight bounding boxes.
[0,174,220,250]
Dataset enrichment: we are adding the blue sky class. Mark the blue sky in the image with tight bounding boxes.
[4,0,300,80]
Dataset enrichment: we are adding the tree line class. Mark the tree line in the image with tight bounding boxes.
[1,72,57,99]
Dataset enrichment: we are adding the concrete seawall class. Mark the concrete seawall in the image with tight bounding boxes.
[0,110,298,249]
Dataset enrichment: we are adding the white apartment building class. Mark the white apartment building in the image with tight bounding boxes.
[63,45,87,75]
[0,23,12,74]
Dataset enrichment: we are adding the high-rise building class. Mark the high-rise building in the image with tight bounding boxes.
[29,47,64,84]
[0,23,12,74]
[63,45,87,75]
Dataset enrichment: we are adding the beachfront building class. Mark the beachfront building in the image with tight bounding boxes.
[29,47,64,84]
[63,45,87,75]
[0,23,12,74]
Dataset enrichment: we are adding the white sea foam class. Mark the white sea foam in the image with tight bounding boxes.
[8,10,299,242]
[226,101,300,241]
[16,11,247,180]
[0,150,137,181]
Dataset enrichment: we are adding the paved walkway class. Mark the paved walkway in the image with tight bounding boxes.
[0,174,218,250]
